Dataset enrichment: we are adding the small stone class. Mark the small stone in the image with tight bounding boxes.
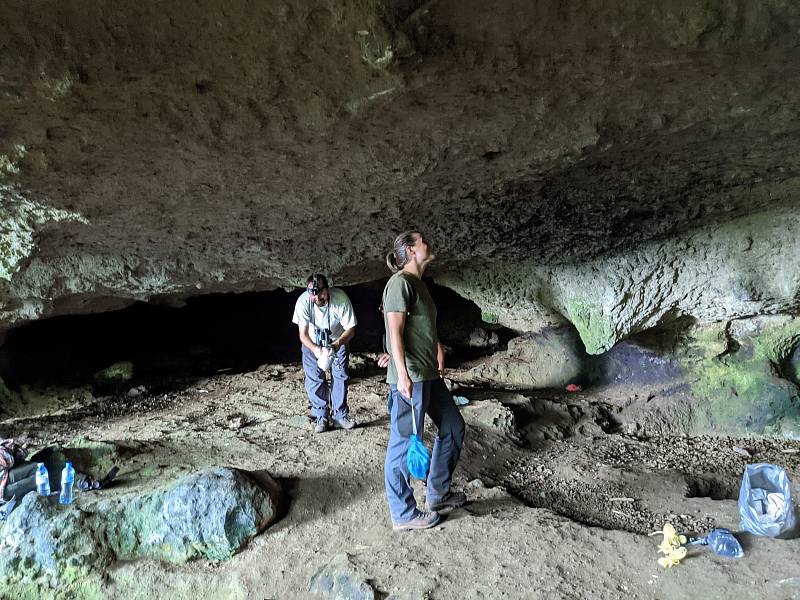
[228,415,246,430]
[309,553,375,600]
[732,446,752,458]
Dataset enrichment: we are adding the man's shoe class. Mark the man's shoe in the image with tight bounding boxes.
[313,418,329,434]
[425,491,467,512]
[392,510,441,531]
[333,415,356,430]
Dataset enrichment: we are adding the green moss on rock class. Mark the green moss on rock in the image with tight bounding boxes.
[93,361,134,386]
[679,317,800,437]
[0,464,278,595]
[564,299,616,355]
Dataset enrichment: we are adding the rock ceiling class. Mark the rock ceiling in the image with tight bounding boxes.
[1,0,799,350]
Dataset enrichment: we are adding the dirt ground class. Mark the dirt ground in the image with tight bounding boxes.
[2,358,800,600]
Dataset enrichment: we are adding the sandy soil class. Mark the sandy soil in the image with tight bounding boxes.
[2,358,800,600]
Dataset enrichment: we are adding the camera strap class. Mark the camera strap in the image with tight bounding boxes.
[308,292,332,340]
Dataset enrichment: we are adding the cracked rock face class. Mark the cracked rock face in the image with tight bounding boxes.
[1,0,799,355]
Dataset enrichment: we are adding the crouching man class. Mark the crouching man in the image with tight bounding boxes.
[292,274,357,433]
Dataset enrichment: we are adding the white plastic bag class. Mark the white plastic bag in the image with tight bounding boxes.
[738,463,797,538]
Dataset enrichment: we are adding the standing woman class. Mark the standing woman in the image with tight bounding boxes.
[382,231,466,531]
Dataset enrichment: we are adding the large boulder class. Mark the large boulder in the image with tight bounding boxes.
[457,327,587,389]
[0,467,279,594]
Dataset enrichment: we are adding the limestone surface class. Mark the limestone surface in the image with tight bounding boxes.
[460,327,586,389]
[442,207,800,353]
[0,0,799,343]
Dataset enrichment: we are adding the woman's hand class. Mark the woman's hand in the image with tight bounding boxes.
[397,373,413,400]
[377,353,390,368]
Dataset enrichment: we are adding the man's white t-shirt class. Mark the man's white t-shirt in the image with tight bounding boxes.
[292,288,357,341]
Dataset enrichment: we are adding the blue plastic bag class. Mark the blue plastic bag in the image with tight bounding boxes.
[406,399,430,480]
[688,528,744,558]
[739,463,797,538]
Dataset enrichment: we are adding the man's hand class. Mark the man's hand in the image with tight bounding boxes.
[377,353,390,368]
[312,345,323,359]
[397,372,413,400]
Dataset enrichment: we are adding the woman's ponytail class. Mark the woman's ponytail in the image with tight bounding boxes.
[386,231,417,273]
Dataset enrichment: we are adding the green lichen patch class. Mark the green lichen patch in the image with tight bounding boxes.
[679,317,800,437]
[564,299,616,355]
[749,318,800,364]
[676,322,728,361]
[481,311,499,324]
[92,361,134,387]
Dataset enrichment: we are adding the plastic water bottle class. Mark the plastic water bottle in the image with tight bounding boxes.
[35,463,51,496]
[706,528,744,558]
[688,528,744,558]
[59,462,75,505]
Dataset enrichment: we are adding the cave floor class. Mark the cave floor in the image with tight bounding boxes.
[3,359,800,600]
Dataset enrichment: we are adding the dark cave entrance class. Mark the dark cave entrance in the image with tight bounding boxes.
[0,278,511,389]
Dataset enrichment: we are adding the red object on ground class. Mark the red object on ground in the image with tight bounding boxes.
[565,384,582,392]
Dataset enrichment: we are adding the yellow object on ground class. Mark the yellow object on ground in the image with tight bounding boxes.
[649,523,688,568]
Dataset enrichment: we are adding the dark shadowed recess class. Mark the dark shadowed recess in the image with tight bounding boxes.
[0,278,508,387]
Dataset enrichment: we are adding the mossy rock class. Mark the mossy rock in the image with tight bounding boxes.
[564,299,616,355]
[93,361,134,393]
[0,465,280,596]
[93,361,134,388]
[678,316,800,437]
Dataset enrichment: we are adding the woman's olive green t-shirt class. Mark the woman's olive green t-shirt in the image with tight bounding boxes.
[382,271,439,384]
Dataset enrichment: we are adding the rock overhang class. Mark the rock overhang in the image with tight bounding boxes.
[0,0,799,353]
